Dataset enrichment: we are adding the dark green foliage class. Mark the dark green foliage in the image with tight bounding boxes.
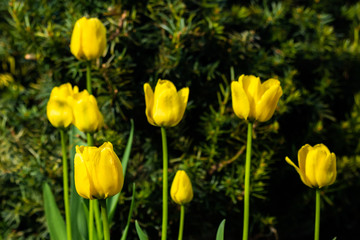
[1,0,360,239]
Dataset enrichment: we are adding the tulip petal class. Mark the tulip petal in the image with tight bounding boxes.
[70,17,86,60]
[74,150,92,199]
[46,99,73,128]
[231,81,250,120]
[255,80,282,122]
[152,80,181,126]
[313,145,335,188]
[241,75,261,118]
[82,18,107,60]
[144,83,156,126]
[174,87,189,126]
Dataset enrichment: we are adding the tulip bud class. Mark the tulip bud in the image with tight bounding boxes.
[72,89,103,133]
[74,142,124,199]
[170,170,193,205]
[285,144,337,188]
[46,83,78,128]
[70,17,107,60]
[144,79,189,127]
[231,75,283,122]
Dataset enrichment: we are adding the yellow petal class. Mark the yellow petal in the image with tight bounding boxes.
[74,149,91,199]
[72,90,103,132]
[241,75,261,118]
[82,18,107,60]
[46,99,73,128]
[144,83,156,126]
[172,87,189,127]
[70,17,86,60]
[255,80,283,122]
[152,80,181,127]
[231,80,250,120]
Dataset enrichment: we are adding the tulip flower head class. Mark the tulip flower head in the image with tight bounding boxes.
[47,83,78,128]
[231,75,283,122]
[286,144,337,188]
[72,89,103,133]
[170,170,193,205]
[70,17,107,60]
[74,142,124,199]
[144,79,189,127]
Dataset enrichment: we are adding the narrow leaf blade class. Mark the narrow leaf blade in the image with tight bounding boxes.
[216,219,226,240]
[43,183,67,240]
[135,220,148,240]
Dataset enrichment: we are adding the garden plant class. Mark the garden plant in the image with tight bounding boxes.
[1,0,360,239]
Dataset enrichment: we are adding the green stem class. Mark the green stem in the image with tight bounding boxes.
[87,132,95,240]
[161,127,168,240]
[86,61,92,94]
[89,200,94,240]
[94,200,103,240]
[60,129,72,240]
[314,189,321,240]
[178,205,185,240]
[242,122,253,240]
[100,200,110,240]
[87,132,94,146]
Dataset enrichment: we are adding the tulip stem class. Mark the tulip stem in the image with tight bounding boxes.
[314,189,321,240]
[87,132,95,240]
[100,199,110,240]
[89,200,94,240]
[161,127,168,240]
[86,61,92,94]
[242,122,253,240]
[94,200,103,240]
[178,205,185,240]
[60,129,72,240]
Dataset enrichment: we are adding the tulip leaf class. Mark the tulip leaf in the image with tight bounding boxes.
[135,220,148,240]
[69,125,88,240]
[43,183,67,240]
[216,219,226,240]
[107,119,134,221]
[120,183,136,240]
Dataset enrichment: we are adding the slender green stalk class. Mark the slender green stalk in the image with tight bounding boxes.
[242,122,253,240]
[89,200,94,240]
[87,132,95,240]
[94,200,103,240]
[60,129,72,240]
[87,132,94,146]
[314,189,321,240]
[161,127,168,240]
[178,205,185,240]
[86,61,92,94]
[100,200,110,240]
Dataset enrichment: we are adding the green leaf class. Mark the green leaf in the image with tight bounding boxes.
[107,119,135,221]
[120,183,136,240]
[135,220,148,240]
[216,219,226,240]
[43,183,66,240]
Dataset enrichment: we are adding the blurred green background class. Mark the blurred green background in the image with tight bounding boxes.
[1,0,360,239]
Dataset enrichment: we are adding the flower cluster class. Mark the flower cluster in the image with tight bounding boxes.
[46,82,103,132]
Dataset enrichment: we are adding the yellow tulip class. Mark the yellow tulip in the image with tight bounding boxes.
[74,142,124,199]
[231,74,283,122]
[70,17,107,60]
[170,170,193,205]
[285,144,337,188]
[72,89,103,133]
[46,83,78,128]
[144,79,189,127]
